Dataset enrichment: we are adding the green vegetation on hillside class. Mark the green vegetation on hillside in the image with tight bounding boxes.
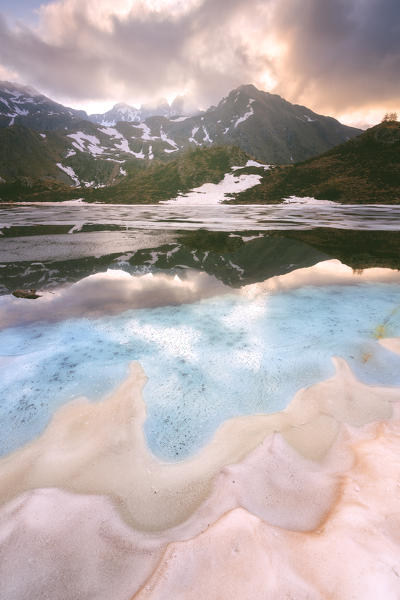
[89,145,249,203]
[2,120,397,205]
[0,126,66,181]
[0,144,249,203]
[230,121,400,204]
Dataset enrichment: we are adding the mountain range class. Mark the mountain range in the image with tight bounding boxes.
[88,96,191,126]
[0,82,191,129]
[0,80,368,203]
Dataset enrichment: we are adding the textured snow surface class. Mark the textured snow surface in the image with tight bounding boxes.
[1,336,400,599]
[1,262,400,599]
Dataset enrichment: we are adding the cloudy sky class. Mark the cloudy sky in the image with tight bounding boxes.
[0,0,399,126]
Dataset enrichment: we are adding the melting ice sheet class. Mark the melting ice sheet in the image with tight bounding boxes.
[1,276,400,459]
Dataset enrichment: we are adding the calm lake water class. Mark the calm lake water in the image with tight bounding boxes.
[2,201,400,233]
[1,201,399,292]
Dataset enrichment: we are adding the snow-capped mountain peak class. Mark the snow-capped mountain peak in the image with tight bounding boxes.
[89,96,197,126]
[0,81,88,130]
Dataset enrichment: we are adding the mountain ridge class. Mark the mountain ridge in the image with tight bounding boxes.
[88,96,195,126]
[0,80,360,164]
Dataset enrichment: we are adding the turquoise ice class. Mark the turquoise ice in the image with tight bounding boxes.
[1,282,400,460]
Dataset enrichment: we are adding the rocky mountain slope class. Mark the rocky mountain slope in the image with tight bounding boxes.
[0,81,87,130]
[85,84,360,163]
[231,121,400,204]
[174,84,361,164]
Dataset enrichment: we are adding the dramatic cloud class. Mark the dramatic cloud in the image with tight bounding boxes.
[0,0,273,109]
[0,0,398,121]
[271,0,400,115]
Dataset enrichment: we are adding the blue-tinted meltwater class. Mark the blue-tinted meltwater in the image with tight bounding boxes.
[1,282,400,460]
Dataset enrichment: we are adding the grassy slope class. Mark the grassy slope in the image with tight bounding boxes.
[0,144,249,203]
[230,121,400,204]
[0,123,136,199]
[84,145,250,203]
[0,125,67,181]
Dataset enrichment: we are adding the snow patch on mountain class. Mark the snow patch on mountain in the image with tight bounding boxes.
[160,127,179,150]
[203,126,212,143]
[162,168,262,205]
[13,105,29,116]
[56,163,80,186]
[98,127,124,140]
[132,148,145,159]
[68,132,104,156]
[3,102,30,125]
[134,123,158,141]
[114,139,134,155]
[247,160,270,169]
[189,127,201,145]
[170,116,190,122]
[234,104,255,128]
[232,160,271,171]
